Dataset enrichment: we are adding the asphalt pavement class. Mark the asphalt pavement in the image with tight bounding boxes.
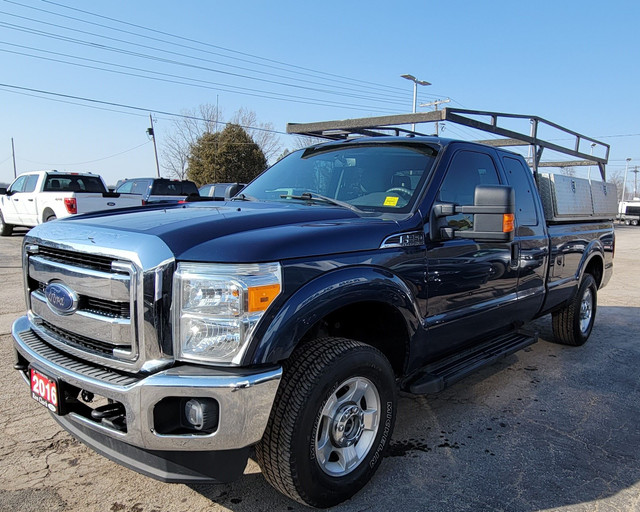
[1,224,638,512]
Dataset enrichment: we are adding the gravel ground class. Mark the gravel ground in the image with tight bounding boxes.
[1,224,638,512]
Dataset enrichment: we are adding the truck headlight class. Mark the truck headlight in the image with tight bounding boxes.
[173,262,282,365]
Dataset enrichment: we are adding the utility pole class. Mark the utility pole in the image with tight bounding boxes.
[147,114,161,178]
[419,98,451,136]
[622,158,631,202]
[11,138,17,178]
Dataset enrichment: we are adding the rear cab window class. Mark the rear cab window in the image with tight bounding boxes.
[44,175,106,193]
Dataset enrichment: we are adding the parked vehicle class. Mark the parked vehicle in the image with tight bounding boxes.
[114,177,199,204]
[12,109,616,507]
[0,170,142,235]
[618,200,640,225]
[199,182,245,199]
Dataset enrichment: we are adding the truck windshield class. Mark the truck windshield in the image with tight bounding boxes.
[241,142,438,213]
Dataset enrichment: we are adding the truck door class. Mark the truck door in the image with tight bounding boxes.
[2,175,27,224]
[424,148,519,358]
[500,155,548,318]
[16,174,40,225]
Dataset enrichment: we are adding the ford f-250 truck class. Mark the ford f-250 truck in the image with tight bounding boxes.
[12,109,616,508]
[0,170,142,235]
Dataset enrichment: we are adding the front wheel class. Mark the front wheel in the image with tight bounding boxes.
[256,338,396,508]
[0,211,13,236]
[552,274,597,346]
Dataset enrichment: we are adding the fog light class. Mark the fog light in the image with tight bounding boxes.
[184,398,218,431]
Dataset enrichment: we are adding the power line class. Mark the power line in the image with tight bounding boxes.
[6,0,423,99]
[0,15,411,107]
[0,82,289,134]
[0,46,402,114]
[18,141,152,166]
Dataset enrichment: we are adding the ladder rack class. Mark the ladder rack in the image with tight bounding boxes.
[287,108,610,181]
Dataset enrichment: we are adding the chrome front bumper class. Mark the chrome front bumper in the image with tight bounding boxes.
[12,315,282,452]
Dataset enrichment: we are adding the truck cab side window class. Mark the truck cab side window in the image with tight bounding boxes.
[24,175,39,193]
[438,150,500,229]
[9,175,27,193]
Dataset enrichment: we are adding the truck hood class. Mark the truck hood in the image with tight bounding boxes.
[55,201,403,262]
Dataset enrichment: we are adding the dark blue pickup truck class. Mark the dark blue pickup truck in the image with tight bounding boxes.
[12,110,616,507]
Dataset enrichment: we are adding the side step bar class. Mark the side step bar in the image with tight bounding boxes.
[406,330,538,394]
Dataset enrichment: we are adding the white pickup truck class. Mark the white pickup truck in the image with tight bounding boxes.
[0,171,142,236]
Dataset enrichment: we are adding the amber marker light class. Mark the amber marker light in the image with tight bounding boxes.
[503,214,515,233]
[248,284,281,312]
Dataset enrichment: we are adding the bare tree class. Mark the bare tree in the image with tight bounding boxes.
[291,135,326,150]
[161,104,222,179]
[231,108,282,163]
[162,105,283,178]
[607,169,625,202]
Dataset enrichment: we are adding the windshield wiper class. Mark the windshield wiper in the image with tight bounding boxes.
[231,193,258,202]
[279,192,362,213]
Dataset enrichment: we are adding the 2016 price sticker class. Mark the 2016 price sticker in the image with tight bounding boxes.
[30,368,60,414]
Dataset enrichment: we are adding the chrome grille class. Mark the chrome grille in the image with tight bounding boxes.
[38,282,130,319]
[28,244,137,366]
[35,246,116,273]
[23,224,175,374]
[41,320,129,356]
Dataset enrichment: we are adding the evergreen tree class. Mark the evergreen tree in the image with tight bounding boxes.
[187,124,267,186]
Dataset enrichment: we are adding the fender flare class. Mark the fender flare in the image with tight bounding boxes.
[577,239,605,285]
[246,266,421,365]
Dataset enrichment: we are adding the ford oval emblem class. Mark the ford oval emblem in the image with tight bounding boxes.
[45,282,79,316]
[107,202,116,206]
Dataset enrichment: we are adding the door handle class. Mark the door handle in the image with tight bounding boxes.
[28,198,34,201]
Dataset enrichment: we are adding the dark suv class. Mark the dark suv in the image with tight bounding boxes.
[114,178,199,204]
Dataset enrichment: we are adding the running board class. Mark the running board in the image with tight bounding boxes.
[407,330,538,394]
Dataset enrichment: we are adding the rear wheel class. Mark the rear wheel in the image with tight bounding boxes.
[256,337,396,508]
[552,274,597,346]
[45,214,57,222]
[0,211,13,236]
[632,219,639,226]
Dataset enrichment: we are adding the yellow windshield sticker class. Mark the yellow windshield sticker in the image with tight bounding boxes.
[384,196,399,207]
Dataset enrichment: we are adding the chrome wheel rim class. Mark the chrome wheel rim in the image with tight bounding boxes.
[314,376,380,477]
[579,288,593,334]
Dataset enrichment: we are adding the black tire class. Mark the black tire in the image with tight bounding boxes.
[632,219,639,227]
[0,210,13,236]
[256,337,396,508]
[45,214,57,222]
[551,274,597,346]
[624,219,631,226]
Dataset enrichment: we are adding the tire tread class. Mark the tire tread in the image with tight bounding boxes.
[256,337,381,507]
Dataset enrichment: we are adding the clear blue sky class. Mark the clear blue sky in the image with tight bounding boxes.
[1,0,639,189]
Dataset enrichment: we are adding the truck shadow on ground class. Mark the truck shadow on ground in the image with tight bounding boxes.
[190,306,640,511]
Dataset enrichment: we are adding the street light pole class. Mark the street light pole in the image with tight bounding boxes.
[401,74,431,132]
[622,157,631,203]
